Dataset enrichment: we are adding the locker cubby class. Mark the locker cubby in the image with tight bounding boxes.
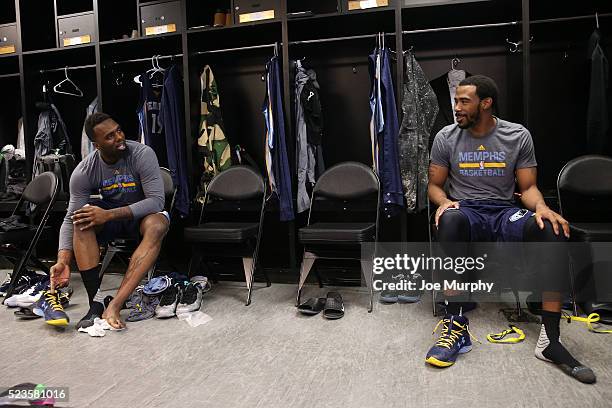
[98,0,139,42]
[0,1,16,25]
[55,0,94,16]
[19,0,57,51]
[186,0,232,30]
[287,0,341,18]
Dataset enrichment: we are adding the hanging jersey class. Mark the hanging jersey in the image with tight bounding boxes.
[137,73,168,167]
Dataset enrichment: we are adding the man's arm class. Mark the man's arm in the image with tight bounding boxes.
[73,146,163,229]
[128,145,164,218]
[428,163,459,227]
[516,167,569,237]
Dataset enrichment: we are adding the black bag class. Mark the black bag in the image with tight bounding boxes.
[36,153,76,200]
[0,156,27,199]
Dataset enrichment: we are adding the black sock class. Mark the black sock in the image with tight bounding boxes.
[79,267,101,307]
[540,310,582,368]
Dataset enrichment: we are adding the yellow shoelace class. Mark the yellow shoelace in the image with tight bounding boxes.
[432,318,480,348]
[562,312,612,334]
[44,291,64,312]
[487,325,526,343]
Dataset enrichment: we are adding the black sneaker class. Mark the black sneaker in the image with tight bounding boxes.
[155,284,181,318]
[176,282,203,314]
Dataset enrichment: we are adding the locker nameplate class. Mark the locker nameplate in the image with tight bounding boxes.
[0,45,16,54]
[63,35,91,47]
[238,10,275,23]
[348,0,389,10]
[145,23,177,36]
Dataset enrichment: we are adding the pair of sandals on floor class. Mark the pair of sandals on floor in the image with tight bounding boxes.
[298,291,344,319]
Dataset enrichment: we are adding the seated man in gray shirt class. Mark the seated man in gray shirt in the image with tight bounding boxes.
[50,112,169,330]
[426,75,595,383]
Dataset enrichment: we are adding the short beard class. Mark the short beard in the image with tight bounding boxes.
[458,109,481,129]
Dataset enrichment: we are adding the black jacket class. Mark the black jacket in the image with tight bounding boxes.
[429,71,472,149]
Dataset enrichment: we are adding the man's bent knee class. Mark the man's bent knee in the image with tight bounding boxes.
[140,214,169,241]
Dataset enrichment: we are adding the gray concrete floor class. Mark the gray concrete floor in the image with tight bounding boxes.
[1,270,611,408]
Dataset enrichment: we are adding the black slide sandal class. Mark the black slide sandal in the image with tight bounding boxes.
[14,306,41,320]
[323,292,345,320]
[298,298,327,316]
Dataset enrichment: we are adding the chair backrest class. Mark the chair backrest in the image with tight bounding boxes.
[557,155,612,221]
[160,167,175,197]
[558,155,612,196]
[313,162,379,200]
[207,166,265,200]
[22,172,58,205]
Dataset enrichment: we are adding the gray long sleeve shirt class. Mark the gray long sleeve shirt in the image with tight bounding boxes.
[58,141,164,251]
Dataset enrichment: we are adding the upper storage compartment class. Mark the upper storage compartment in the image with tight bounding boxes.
[140,1,182,37]
[55,0,94,16]
[234,0,279,24]
[287,0,341,18]
[186,0,232,30]
[98,0,139,42]
[0,1,17,25]
[19,0,56,51]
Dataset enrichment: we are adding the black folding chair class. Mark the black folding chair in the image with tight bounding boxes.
[557,155,612,316]
[184,165,268,306]
[296,161,380,312]
[2,171,58,299]
[98,167,176,281]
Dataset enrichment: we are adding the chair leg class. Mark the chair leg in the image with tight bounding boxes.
[262,265,271,288]
[568,257,579,316]
[99,245,119,279]
[360,259,374,313]
[3,251,28,300]
[147,263,157,282]
[313,265,323,288]
[187,250,202,279]
[243,257,255,306]
[296,252,316,307]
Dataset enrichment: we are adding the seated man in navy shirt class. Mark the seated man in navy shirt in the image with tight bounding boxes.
[426,75,595,384]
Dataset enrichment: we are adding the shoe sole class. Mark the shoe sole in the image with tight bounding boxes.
[425,356,455,367]
[46,318,69,326]
[425,345,472,368]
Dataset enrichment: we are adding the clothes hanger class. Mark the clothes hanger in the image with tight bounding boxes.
[53,67,84,97]
[451,57,461,71]
[596,12,600,29]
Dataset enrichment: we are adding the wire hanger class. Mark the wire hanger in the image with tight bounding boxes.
[596,12,600,29]
[53,67,83,97]
[451,57,461,70]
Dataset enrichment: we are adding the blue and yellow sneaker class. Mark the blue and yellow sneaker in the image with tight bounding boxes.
[425,314,478,368]
[33,290,69,327]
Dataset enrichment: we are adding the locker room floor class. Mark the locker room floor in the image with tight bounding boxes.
[1,270,611,408]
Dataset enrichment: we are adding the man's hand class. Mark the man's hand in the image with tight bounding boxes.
[72,205,110,231]
[50,262,70,292]
[435,200,460,227]
[534,204,570,238]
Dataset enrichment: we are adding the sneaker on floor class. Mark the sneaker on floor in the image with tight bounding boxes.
[5,278,50,308]
[0,272,12,296]
[425,315,475,368]
[176,282,203,315]
[1,271,40,300]
[33,290,69,327]
[379,290,399,304]
[155,284,181,318]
